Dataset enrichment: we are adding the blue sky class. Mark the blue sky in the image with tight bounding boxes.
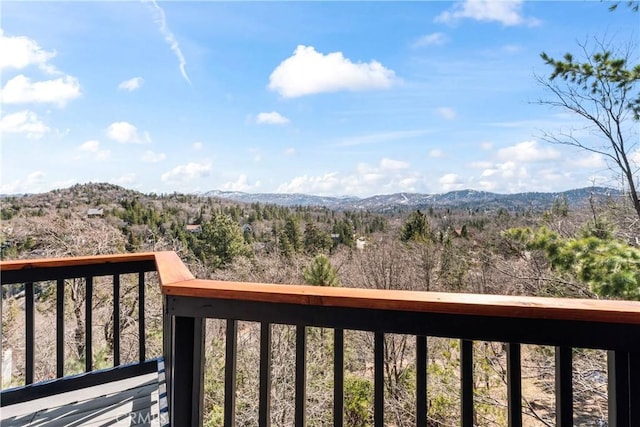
[1,1,638,196]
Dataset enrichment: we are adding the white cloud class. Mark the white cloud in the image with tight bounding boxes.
[429,149,445,158]
[0,30,57,73]
[284,147,296,156]
[79,140,100,152]
[435,0,539,26]
[470,160,493,169]
[481,161,529,180]
[356,163,384,182]
[480,168,498,178]
[277,173,342,195]
[118,77,144,91]
[380,158,409,170]
[78,140,110,160]
[412,32,449,48]
[480,142,494,150]
[106,121,151,144]
[439,173,464,191]
[568,152,606,169]
[147,0,190,83]
[112,173,137,186]
[268,45,397,98]
[1,74,81,107]
[256,111,290,125]
[497,140,561,162]
[478,180,497,191]
[1,170,46,194]
[631,149,640,166]
[27,170,44,183]
[277,157,422,196]
[436,107,456,120]
[400,177,418,187]
[142,150,166,163]
[221,174,261,192]
[0,110,50,139]
[192,141,203,151]
[161,161,211,183]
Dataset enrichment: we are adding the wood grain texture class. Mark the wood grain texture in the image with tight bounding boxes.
[0,252,157,271]
[3,251,639,325]
[162,278,640,325]
[0,251,193,285]
[153,251,194,285]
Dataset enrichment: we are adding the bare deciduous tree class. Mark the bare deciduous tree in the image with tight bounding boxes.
[536,37,639,220]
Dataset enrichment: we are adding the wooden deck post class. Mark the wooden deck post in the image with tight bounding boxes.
[170,314,205,427]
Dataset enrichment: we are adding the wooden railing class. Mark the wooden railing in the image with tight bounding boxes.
[2,252,640,426]
[0,253,161,405]
[161,252,640,427]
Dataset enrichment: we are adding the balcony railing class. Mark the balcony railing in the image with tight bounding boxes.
[0,253,161,405]
[2,251,639,426]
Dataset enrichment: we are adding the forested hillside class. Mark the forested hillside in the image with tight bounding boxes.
[2,182,638,425]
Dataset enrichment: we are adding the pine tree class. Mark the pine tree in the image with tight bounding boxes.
[283,217,303,253]
[303,222,333,255]
[400,210,431,242]
[503,226,640,300]
[278,232,294,259]
[198,213,251,269]
[303,254,339,287]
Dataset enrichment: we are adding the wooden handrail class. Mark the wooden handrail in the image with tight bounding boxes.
[160,257,640,326]
[4,251,639,424]
[3,251,639,325]
[0,251,192,286]
[0,251,161,405]
[162,278,640,325]
[0,252,157,271]
[154,251,195,285]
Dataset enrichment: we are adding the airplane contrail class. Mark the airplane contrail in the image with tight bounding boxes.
[146,0,191,84]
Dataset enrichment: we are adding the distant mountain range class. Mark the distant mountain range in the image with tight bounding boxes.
[203,187,622,212]
[2,184,623,213]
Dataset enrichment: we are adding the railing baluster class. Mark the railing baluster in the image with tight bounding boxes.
[374,332,384,427]
[171,316,205,426]
[25,282,34,385]
[555,346,573,426]
[4,252,640,426]
[461,339,474,427]
[224,319,237,427]
[295,325,307,426]
[138,271,146,362]
[113,274,120,367]
[608,350,630,426]
[259,321,272,427]
[163,295,173,412]
[193,317,205,425]
[630,352,640,426]
[608,351,639,426]
[85,276,93,372]
[334,328,344,427]
[416,335,427,427]
[507,343,522,427]
[0,255,160,407]
[56,279,65,378]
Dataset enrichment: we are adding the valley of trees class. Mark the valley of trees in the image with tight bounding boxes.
[1,182,639,425]
[1,2,637,425]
